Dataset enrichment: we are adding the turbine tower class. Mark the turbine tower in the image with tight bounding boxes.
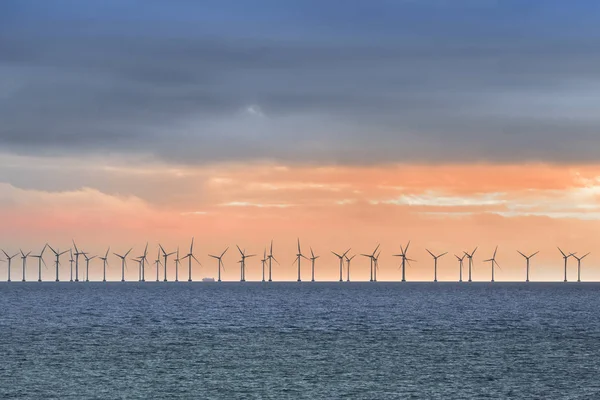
[426,249,447,282]
[455,254,465,282]
[261,249,267,282]
[20,249,31,282]
[309,247,319,282]
[573,252,590,283]
[138,243,148,282]
[209,247,228,282]
[99,247,110,282]
[294,239,308,282]
[236,246,255,282]
[72,241,87,282]
[558,247,575,282]
[517,250,539,283]
[31,244,47,282]
[463,247,478,282]
[393,241,414,282]
[159,245,176,282]
[267,240,279,282]
[345,254,356,282]
[154,249,162,282]
[373,251,381,282]
[1,250,18,282]
[69,250,74,282]
[84,253,96,282]
[361,244,380,282]
[48,245,68,282]
[181,238,201,282]
[113,248,133,282]
[483,246,500,283]
[332,248,351,282]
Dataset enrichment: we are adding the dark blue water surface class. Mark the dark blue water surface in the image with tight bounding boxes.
[1,283,600,399]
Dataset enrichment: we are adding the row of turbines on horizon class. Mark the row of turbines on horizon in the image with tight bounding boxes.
[0,239,591,283]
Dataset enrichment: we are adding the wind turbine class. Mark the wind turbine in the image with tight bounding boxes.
[72,240,87,282]
[310,247,319,282]
[113,248,133,282]
[181,238,201,282]
[463,247,477,282]
[332,248,351,282]
[558,247,575,282]
[361,244,380,282]
[345,254,356,282]
[426,249,447,282]
[84,253,96,282]
[31,244,47,282]
[69,250,74,282]
[1,250,18,282]
[517,250,539,283]
[373,251,381,281]
[138,243,148,282]
[261,248,267,282]
[154,249,162,282]
[454,254,465,282]
[159,245,176,282]
[483,246,500,282]
[393,241,414,282]
[20,249,31,282]
[48,245,68,282]
[236,246,255,282]
[99,247,110,282]
[209,247,228,282]
[174,247,181,282]
[294,239,309,282]
[267,240,279,282]
[573,252,590,283]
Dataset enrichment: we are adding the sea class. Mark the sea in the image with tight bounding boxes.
[1,282,599,399]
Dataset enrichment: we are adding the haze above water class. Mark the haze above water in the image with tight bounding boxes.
[1,283,600,399]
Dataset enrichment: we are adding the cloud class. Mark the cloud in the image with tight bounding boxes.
[1,1,600,165]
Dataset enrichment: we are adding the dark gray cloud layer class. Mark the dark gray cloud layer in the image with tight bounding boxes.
[2,1,600,164]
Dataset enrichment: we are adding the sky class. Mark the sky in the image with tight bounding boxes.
[1,0,600,281]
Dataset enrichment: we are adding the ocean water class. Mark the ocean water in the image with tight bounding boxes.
[1,282,600,399]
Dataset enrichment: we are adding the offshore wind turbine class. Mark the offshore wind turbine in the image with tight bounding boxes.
[345,254,356,282]
[20,249,31,282]
[209,247,228,282]
[181,238,201,282]
[174,247,181,282]
[558,247,575,282]
[48,245,68,282]
[426,249,447,282]
[113,248,132,282]
[463,247,477,282]
[455,254,466,282]
[373,251,381,281]
[361,244,380,282]
[99,247,110,282]
[332,248,351,282]
[69,250,74,282]
[72,241,87,282]
[309,247,319,282]
[84,253,96,282]
[573,252,590,283]
[159,245,176,282]
[1,250,18,282]
[236,246,255,282]
[31,244,47,282]
[483,246,500,282]
[393,241,414,282]
[154,249,162,282]
[294,239,308,282]
[261,248,267,282]
[267,240,279,282]
[138,243,148,282]
[517,250,539,283]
